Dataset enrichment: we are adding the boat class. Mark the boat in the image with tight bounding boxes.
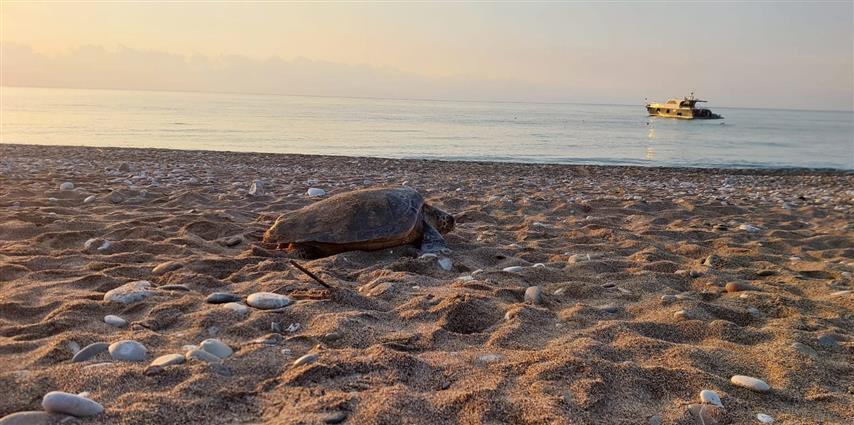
[645,92,722,119]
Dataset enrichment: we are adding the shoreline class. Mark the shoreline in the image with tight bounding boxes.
[0,143,851,424]
[2,143,851,175]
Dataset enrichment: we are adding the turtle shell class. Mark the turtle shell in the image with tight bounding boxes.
[269,187,425,245]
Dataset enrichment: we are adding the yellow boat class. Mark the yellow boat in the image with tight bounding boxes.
[646,92,722,120]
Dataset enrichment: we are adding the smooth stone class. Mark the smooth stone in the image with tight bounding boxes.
[248,180,265,196]
[830,290,851,297]
[42,391,104,417]
[306,188,326,197]
[118,162,131,172]
[689,270,703,278]
[186,349,222,363]
[59,182,74,191]
[293,353,318,367]
[756,270,775,276]
[739,223,761,233]
[756,413,774,423]
[524,286,543,304]
[700,389,722,407]
[747,307,762,317]
[660,294,677,304]
[206,293,242,304]
[223,302,249,315]
[158,284,190,292]
[108,190,125,204]
[702,255,718,267]
[437,257,453,271]
[477,353,503,363]
[730,375,770,392]
[71,342,109,362]
[104,315,127,327]
[246,292,292,310]
[817,334,840,348]
[150,353,185,367]
[96,240,111,251]
[322,411,348,424]
[725,282,755,293]
[67,341,80,355]
[0,411,71,425]
[502,266,523,273]
[83,195,96,204]
[687,404,723,425]
[108,340,147,362]
[152,261,182,275]
[223,236,242,247]
[792,342,819,359]
[200,339,233,359]
[103,280,154,304]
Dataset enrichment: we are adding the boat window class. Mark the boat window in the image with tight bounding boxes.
[677,112,682,116]
[666,109,670,113]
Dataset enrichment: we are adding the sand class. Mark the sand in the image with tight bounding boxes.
[0,143,851,424]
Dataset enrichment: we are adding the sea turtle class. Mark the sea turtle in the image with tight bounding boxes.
[262,187,454,258]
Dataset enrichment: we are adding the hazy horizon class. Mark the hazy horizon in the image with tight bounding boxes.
[2,2,853,111]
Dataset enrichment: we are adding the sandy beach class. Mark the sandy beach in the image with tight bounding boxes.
[0,143,851,424]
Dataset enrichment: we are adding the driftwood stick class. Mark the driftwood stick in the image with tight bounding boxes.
[290,260,335,290]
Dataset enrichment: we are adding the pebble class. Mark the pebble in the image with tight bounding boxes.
[108,190,125,204]
[0,411,71,424]
[67,341,80,355]
[248,180,265,196]
[792,342,819,359]
[59,182,74,191]
[306,188,326,197]
[206,292,242,304]
[104,315,127,327]
[725,282,755,293]
[223,236,242,247]
[41,391,103,417]
[756,270,775,276]
[108,340,147,362]
[689,270,703,278]
[687,404,723,425]
[321,411,348,424]
[152,261,182,275]
[660,294,676,304]
[150,353,185,367]
[700,389,723,407]
[71,342,109,362]
[223,302,249,315]
[186,348,222,363]
[476,353,503,363]
[103,280,154,304]
[502,266,523,273]
[246,292,292,309]
[739,223,761,233]
[200,339,233,359]
[293,353,318,367]
[817,334,840,348]
[756,413,774,423]
[158,284,190,292]
[83,195,96,204]
[703,255,718,267]
[524,286,543,304]
[437,257,453,271]
[730,375,770,392]
[830,290,851,297]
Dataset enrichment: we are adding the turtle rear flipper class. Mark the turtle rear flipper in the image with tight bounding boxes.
[420,222,451,255]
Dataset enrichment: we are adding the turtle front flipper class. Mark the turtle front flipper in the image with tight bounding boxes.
[420,222,451,255]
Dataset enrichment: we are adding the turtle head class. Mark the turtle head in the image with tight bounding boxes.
[423,204,455,234]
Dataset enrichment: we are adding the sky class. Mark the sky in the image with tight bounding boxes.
[2,2,852,110]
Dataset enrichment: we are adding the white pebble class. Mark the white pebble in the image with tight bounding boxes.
[293,353,318,367]
[438,257,453,271]
[41,391,103,417]
[223,302,249,315]
[200,339,233,359]
[306,188,326,197]
[83,195,96,204]
[246,292,292,310]
[108,340,147,362]
[502,266,523,273]
[756,413,774,423]
[700,389,723,407]
[59,182,74,191]
[103,315,127,327]
[731,375,770,392]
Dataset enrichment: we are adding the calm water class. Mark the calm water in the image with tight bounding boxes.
[2,86,852,169]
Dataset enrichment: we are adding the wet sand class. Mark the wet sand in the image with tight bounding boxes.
[0,144,852,424]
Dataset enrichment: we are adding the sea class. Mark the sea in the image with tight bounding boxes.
[2,86,852,169]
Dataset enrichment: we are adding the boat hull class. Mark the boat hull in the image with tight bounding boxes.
[646,104,722,120]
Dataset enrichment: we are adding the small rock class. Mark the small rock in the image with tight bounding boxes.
[293,353,318,367]
[150,353,185,367]
[223,236,242,247]
[306,188,326,197]
[524,286,543,304]
[703,255,719,267]
[830,290,851,297]
[438,257,453,271]
[59,182,74,191]
[0,411,72,424]
[248,180,265,196]
[186,349,222,364]
[108,190,125,204]
[756,413,774,423]
[158,284,190,292]
[817,334,841,348]
[152,261,182,275]
[71,342,109,363]
[96,240,111,251]
[660,294,676,304]
[322,411,348,424]
[756,270,775,277]
[83,195,96,204]
[792,342,819,359]
[689,270,703,278]
[747,307,762,317]
[502,266,523,273]
[725,282,755,293]
[206,293,242,304]
[730,375,770,392]
[200,339,233,359]
[108,340,147,362]
[104,315,127,327]
[41,391,103,417]
[118,162,131,172]
[103,280,154,304]
[476,353,503,363]
[223,302,249,315]
[700,389,723,407]
[67,341,80,355]
[246,292,292,310]
[739,224,761,233]
[687,404,724,425]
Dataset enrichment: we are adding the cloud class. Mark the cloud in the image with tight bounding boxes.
[1,43,598,104]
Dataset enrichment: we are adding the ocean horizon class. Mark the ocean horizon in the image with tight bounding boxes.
[3,85,852,170]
